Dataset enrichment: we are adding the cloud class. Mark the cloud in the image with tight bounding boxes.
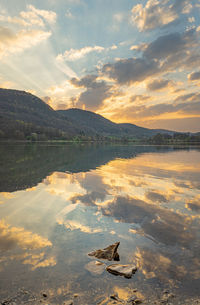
[113,13,124,23]
[150,29,200,72]
[56,45,104,62]
[70,74,98,87]
[130,95,151,103]
[25,4,57,24]
[0,26,51,58]
[146,79,174,91]
[131,0,192,32]
[143,30,196,60]
[105,92,200,131]
[130,43,148,52]
[139,99,200,118]
[0,15,30,27]
[0,5,56,28]
[65,9,74,19]
[102,29,199,87]
[175,92,200,103]
[188,71,200,81]
[102,57,159,85]
[111,13,125,31]
[70,74,112,110]
[145,117,200,133]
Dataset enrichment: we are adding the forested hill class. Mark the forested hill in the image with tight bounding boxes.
[0,88,81,140]
[57,108,121,135]
[0,88,174,141]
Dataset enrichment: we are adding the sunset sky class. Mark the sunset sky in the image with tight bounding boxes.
[0,0,200,132]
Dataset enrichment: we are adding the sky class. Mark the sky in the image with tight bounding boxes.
[0,0,200,132]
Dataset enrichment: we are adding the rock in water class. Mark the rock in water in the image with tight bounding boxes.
[88,242,120,261]
[84,260,105,275]
[106,264,137,278]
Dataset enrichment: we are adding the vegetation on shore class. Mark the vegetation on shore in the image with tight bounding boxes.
[0,121,199,145]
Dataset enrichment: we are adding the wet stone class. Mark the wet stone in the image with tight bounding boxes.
[106,264,137,278]
[88,242,120,261]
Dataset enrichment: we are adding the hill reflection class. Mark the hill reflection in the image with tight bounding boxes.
[0,143,198,192]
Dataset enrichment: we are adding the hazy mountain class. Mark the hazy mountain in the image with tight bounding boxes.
[118,123,175,137]
[0,88,175,140]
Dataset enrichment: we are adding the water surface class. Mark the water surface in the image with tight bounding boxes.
[0,143,200,304]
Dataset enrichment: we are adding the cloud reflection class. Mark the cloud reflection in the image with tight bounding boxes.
[0,220,52,251]
[0,220,55,270]
[0,147,200,300]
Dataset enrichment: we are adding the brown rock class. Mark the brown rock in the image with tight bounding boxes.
[88,242,120,261]
[106,264,137,278]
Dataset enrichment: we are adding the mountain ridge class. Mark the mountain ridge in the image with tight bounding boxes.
[0,88,177,140]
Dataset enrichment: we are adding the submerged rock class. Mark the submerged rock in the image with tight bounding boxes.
[88,242,120,261]
[106,264,137,278]
[85,260,105,275]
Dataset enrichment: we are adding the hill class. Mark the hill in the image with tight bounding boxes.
[57,108,174,138]
[0,88,175,141]
[57,108,121,136]
[0,88,81,140]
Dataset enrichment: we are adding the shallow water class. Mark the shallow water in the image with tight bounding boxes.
[0,143,200,304]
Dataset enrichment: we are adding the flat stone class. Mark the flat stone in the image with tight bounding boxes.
[85,260,106,275]
[106,264,137,278]
[88,242,120,261]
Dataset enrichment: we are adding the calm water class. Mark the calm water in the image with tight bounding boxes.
[0,143,200,304]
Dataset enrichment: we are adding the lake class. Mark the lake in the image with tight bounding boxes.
[0,143,200,305]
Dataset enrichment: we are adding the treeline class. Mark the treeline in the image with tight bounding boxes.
[0,116,135,142]
[1,117,200,144]
[148,132,200,144]
[0,116,71,141]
